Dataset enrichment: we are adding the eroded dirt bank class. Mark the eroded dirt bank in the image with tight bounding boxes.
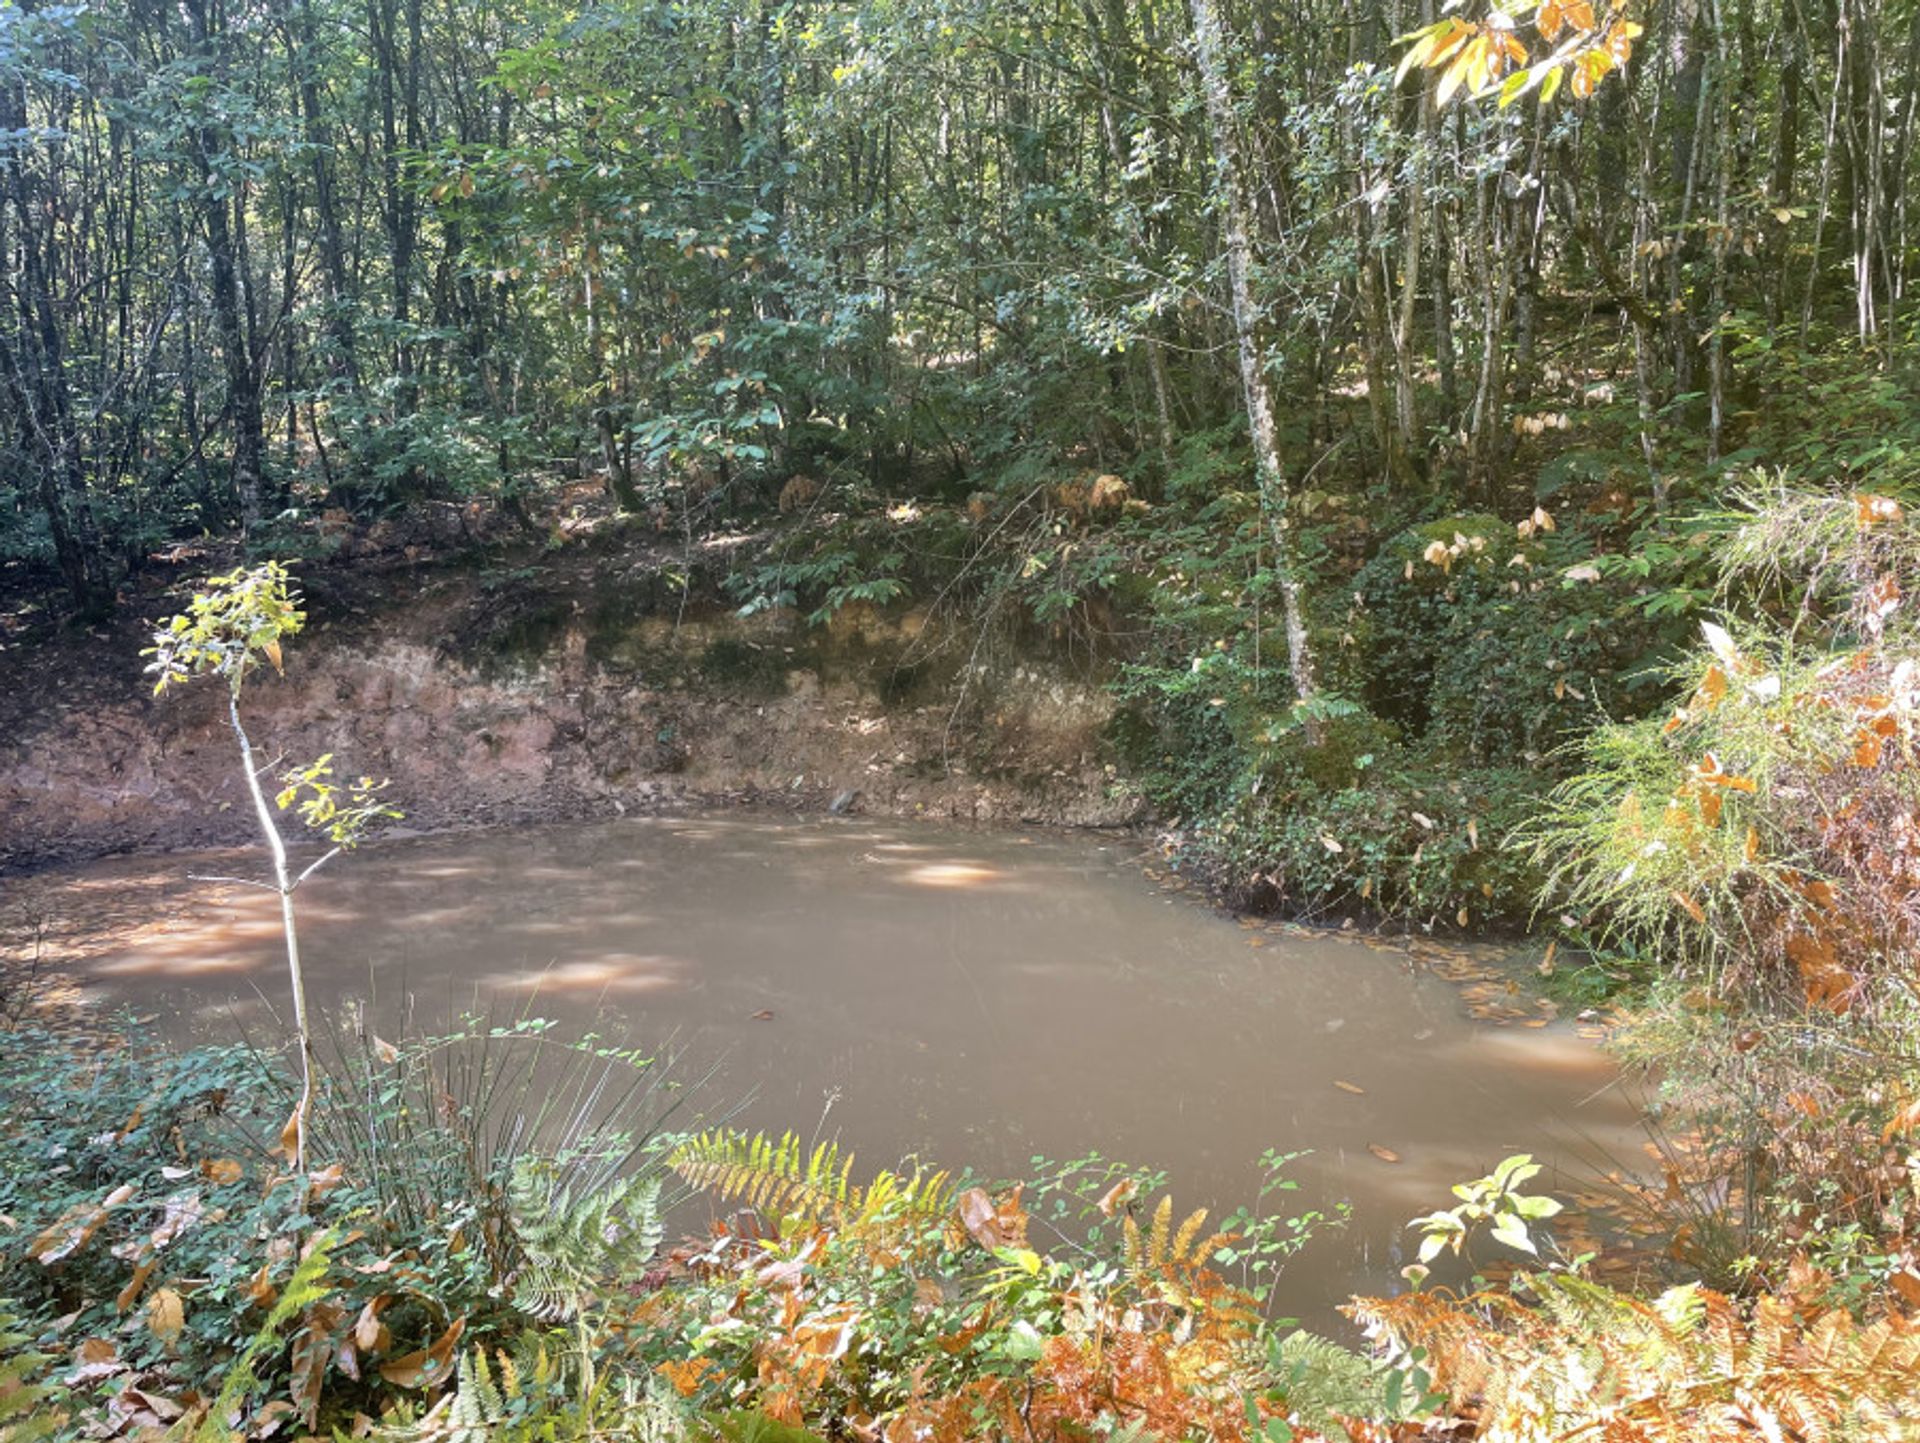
[0,540,1140,871]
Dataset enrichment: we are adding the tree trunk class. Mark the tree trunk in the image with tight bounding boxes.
[1188,0,1319,711]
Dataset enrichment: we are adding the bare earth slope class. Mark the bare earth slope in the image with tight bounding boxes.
[0,519,1137,870]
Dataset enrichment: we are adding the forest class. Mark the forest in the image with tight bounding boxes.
[9,0,1920,1433]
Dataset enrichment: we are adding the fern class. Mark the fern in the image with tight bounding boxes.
[1269,1330,1385,1433]
[1350,1274,1920,1442]
[507,1157,664,1322]
[380,1339,693,1443]
[192,1230,338,1443]
[380,1344,546,1443]
[666,1129,956,1229]
[0,1302,63,1443]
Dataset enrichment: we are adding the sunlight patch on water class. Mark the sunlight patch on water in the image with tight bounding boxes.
[477,954,688,995]
[899,860,1007,889]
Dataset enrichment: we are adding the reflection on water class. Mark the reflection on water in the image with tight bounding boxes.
[14,814,1645,1325]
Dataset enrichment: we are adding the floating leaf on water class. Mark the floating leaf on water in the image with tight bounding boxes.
[1367,1144,1402,1164]
[1333,1080,1365,1095]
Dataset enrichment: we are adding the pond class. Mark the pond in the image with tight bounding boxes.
[16,813,1645,1325]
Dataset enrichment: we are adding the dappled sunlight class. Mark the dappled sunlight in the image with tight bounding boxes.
[477,953,689,996]
[93,942,264,977]
[36,811,1641,1328]
[1448,1024,1625,1083]
[898,859,1008,889]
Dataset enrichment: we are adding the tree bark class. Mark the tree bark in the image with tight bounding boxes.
[1188,0,1319,711]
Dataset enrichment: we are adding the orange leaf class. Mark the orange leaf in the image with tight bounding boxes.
[115,1258,157,1313]
[352,1296,393,1355]
[1853,730,1884,768]
[378,1316,465,1389]
[1096,1178,1137,1217]
[1368,1144,1402,1163]
[291,1301,346,1429]
[277,1102,307,1163]
[957,1186,1028,1251]
[246,1260,277,1310]
[1883,1099,1920,1142]
[1856,493,1904,526]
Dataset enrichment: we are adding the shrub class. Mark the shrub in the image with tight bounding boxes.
[0,1015,689,1439]
[1529,481,1920,1275]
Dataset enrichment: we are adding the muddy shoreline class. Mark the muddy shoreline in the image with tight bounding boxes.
[0,536,1143,874]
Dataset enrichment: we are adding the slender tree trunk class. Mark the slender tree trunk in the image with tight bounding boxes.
[1189,0,1319,710]
[229,684,313,1172]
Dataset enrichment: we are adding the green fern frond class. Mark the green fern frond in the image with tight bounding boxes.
[193,1231,339,1443]
[667,1130,956,1228]
[1271,1330,1385,1432]
[507,1157,664,1322]
[378,1337,568,1443]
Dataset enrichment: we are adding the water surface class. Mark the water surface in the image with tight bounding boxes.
[15,814,1644,1324]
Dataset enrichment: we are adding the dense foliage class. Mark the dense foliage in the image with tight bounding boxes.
[16,0,1920,1431]
[11,0,1915,926]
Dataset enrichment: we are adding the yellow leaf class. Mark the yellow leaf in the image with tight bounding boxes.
[147,1287,185,1347]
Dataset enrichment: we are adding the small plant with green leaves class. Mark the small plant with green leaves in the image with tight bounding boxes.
[145,562,401,1170]
[0,1300,64,1443]
[1404,1153,1564,1287]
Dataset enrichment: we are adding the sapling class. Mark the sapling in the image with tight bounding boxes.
[145,562,400,1170]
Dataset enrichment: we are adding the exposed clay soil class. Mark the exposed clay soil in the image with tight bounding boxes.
[0,501,1141,873]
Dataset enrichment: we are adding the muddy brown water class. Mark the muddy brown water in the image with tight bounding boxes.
[11,814,1645,1329]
